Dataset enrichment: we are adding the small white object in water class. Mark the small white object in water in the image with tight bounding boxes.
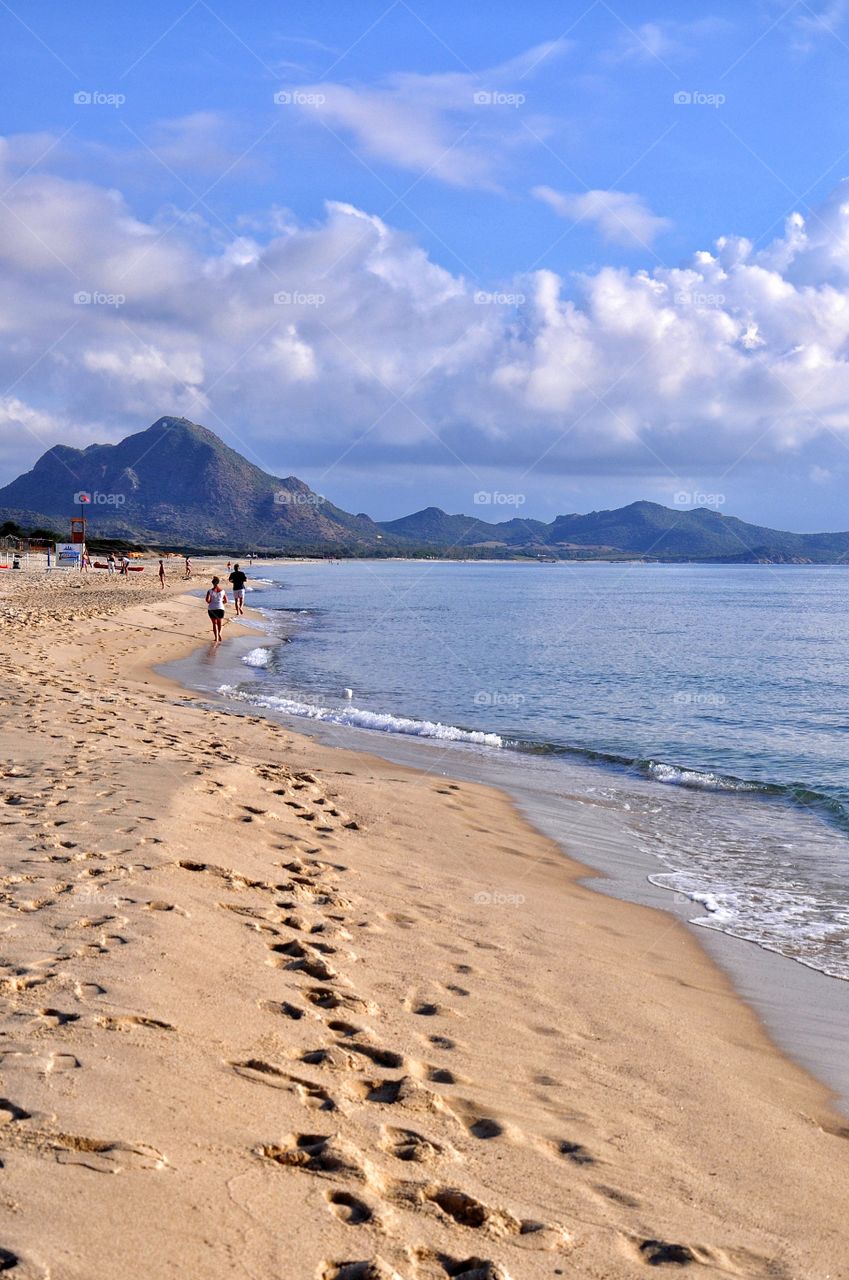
[242,647,271,668]
[344,688,353,699]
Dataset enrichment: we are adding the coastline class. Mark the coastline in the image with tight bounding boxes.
[172,578,849,1115]
[1,568,847,1277]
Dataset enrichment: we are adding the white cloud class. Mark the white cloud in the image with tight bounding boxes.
[793,0,849,43]
[280,40,570,189]
[604,18,730,65]
[533,185,672,247]
[4,142,849,495]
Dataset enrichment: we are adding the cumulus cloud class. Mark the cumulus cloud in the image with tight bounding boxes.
[533,185,672,247]
[278,40,570,189]
[3,138,849,498]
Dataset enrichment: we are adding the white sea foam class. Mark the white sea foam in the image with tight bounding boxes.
[646,761,759,792]
[242,647,271,668]
[216,685,503,747]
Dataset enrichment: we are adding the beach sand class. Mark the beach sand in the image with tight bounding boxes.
[0,565,847,1279]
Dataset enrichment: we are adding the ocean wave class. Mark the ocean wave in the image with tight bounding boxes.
[643,760,763,792]
[648,871,849,980]
[513,738,849,831]
[242,647,271,668]
[216,686,503,747]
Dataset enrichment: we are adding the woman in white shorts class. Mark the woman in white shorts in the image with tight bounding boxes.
[205,577,228,641]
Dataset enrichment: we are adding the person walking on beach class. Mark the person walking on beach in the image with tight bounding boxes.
[205,576,227,642]
[158,558,166,589]
[184,556,192,579]
[228,562,247,616]
[107,554,115,577]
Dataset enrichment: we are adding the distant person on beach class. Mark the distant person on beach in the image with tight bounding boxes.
[158,558,166,589]
[120,554,130,576]
[205,576,227,642]
[184,557,192,579]
[228,563,247,616]
[107,554,115,576]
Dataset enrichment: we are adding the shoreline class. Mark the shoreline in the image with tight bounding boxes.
[173,581,849,1115]
[1,567,848,1276]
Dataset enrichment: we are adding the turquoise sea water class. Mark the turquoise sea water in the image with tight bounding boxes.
[205,560,849,980]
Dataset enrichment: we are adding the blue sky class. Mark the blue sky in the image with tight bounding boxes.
[3,0,849,528]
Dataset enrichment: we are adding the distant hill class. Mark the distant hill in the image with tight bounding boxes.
[379,499,849,562]
[2,415,849,561]
[0,417,382,549]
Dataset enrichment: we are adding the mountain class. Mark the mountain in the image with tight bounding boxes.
[0,417,382,549]
[379,507,551,547]
[379,500,849,562]
[2,416,849,561]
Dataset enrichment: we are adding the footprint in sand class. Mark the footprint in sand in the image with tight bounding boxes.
[342,1042,405,1071]
[634,1238,733,1269]
[0,1098,31,1124]
[34,1008,80,1028]
[48,1135,168,1174]
[298,1042,353,1067]
[399,1183,570,1250]
[319,1259,401,1280]
[556,1139,595,1166]
[420,1251,513,1280]
[260,1132,365,1178]
[466,1118,502,1139]
[286,955,338,982]
[350,1076,451,1115]
[259,998,307,1021]
[326,1188,376,1226]
[379,1125,450,1164]
[0,1048,79,1073]
[304,987,376,1015]
[326,1019,364,1037]
[428,1034,458,1052]
[231,1060,338,1111]
[94,1014,174,1032]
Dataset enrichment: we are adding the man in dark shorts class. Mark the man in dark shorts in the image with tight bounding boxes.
[228,563,247,616]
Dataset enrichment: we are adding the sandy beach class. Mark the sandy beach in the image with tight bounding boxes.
[0,564,847,1280]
